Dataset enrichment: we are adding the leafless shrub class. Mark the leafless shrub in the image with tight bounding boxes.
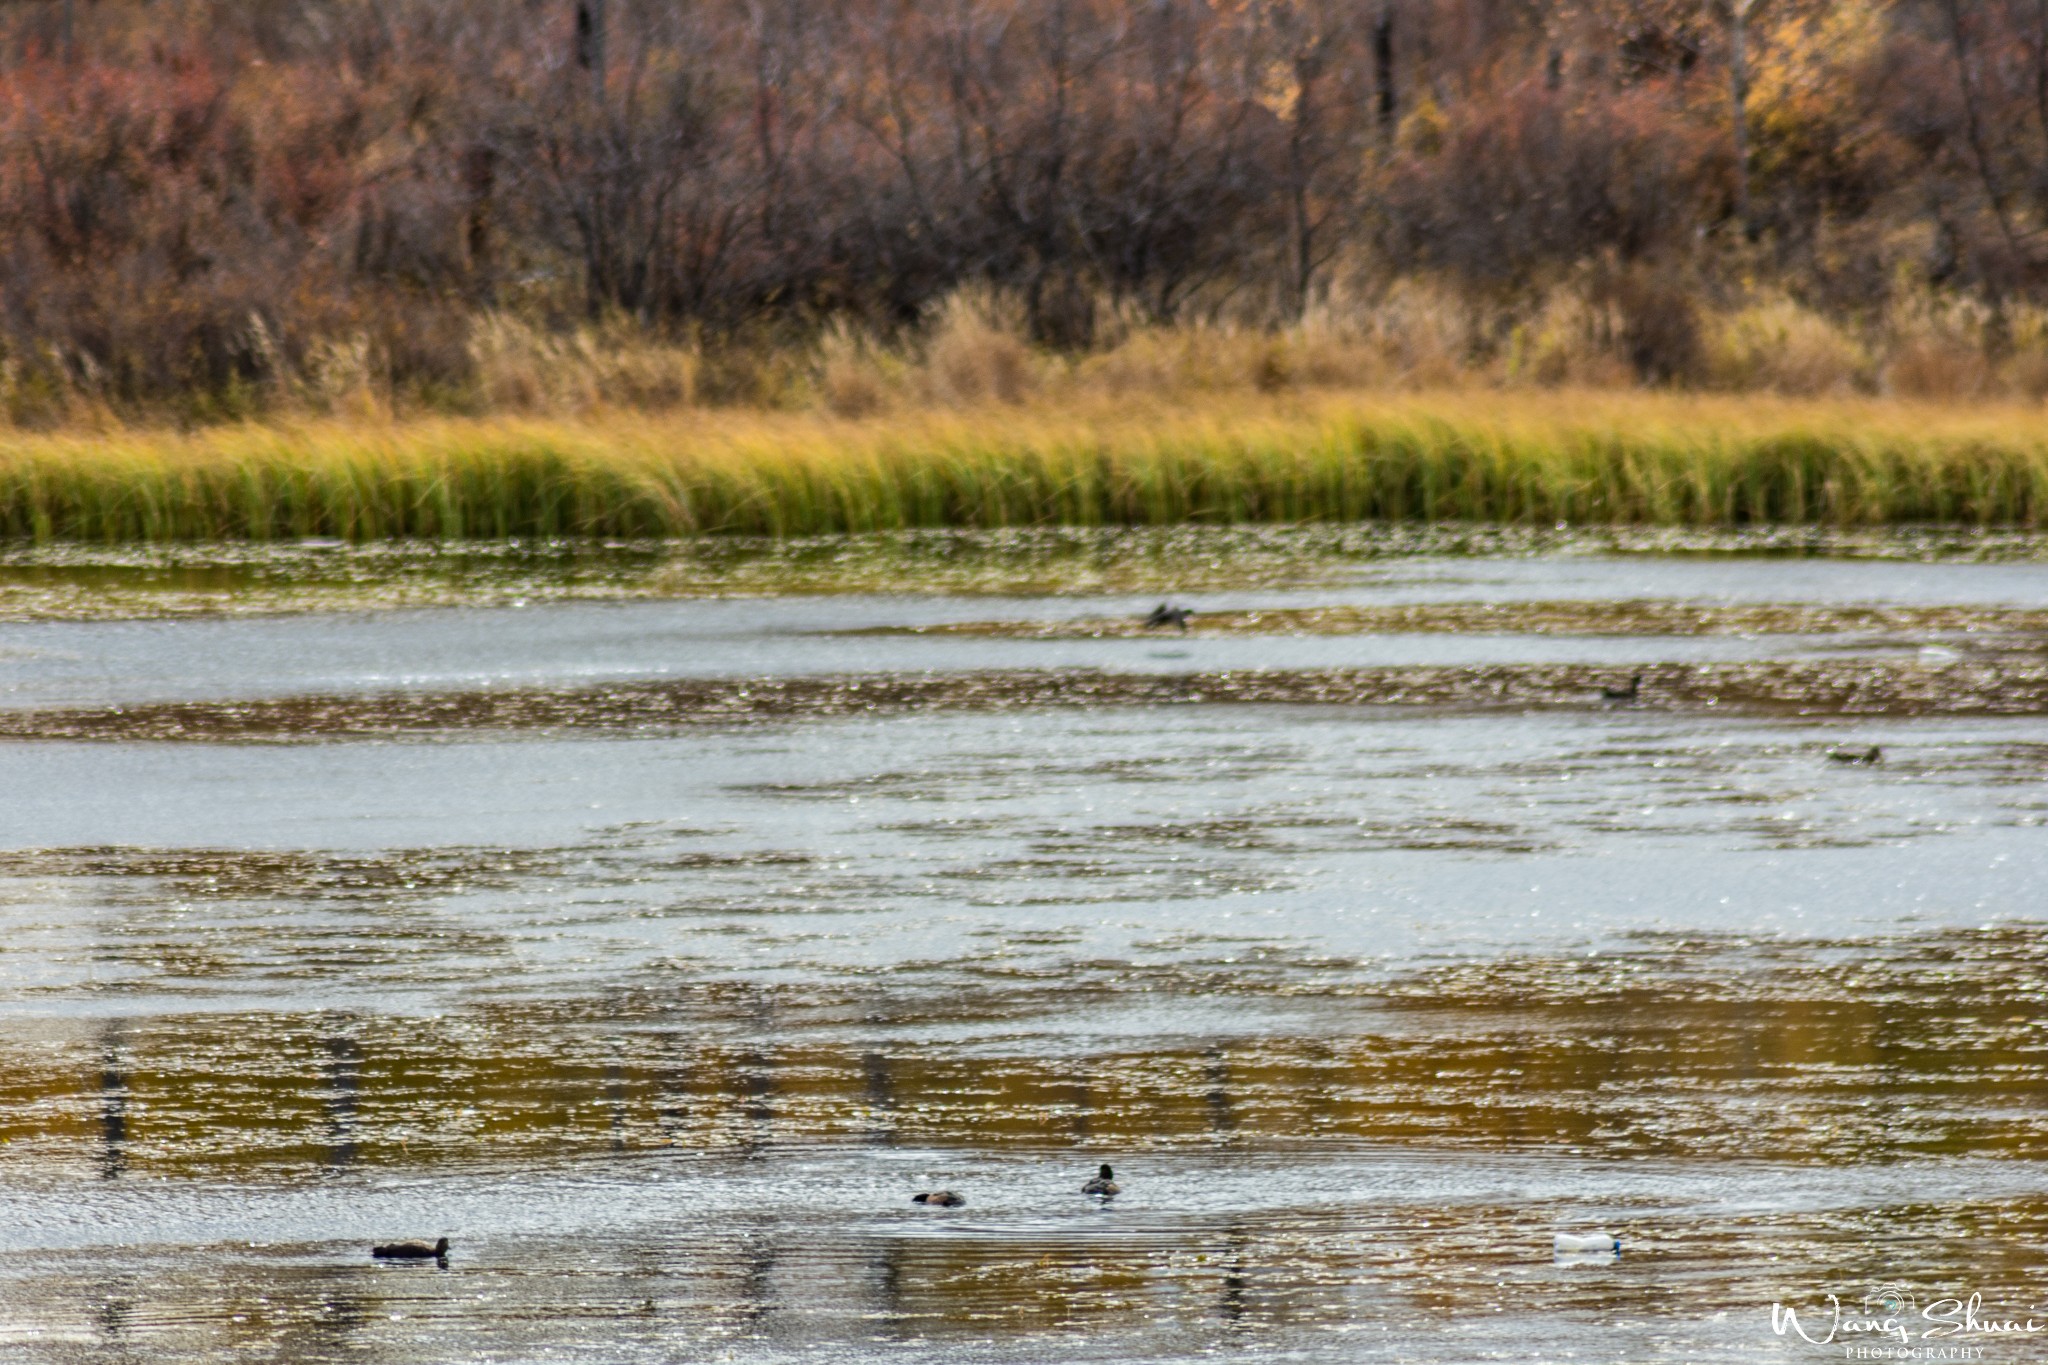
[1882,292,1995,399]
[0,0,2043,419]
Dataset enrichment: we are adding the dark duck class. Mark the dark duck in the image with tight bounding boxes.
[1081,1164,1120,1197]
[371,1237,449,1260]
[1144,604,1194,632]
[1600,674,1641,702]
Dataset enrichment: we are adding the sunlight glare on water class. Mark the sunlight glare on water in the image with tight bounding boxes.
[2,535,2046,1363]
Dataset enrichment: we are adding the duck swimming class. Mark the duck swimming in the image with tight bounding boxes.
[1600,674,1641,702]
[1081,1164,1120,1196]
[1553,1232,1620,1256]
[912,1191,965,1207]
[371,1237,449,1260]
[1829,745,1882,764]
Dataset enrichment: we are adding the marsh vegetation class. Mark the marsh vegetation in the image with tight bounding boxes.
[8,391,2048,541]
[8,3,2048,540]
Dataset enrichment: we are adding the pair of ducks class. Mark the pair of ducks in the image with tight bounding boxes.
[1601,675,1886,765]
[913,1164,1119,1209]
[1598,670,1883,763]
[373,1166,1123,1256]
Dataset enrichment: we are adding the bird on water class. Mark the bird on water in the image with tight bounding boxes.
[912,1191,965,1207]
[1082,1164,1120,1197]
[1600,673,1642,702]
[1144,604,1194,632]
[1829,745,1882,764]
[371,1237,449,1260]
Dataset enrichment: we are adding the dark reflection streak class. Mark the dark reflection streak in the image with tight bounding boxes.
[98,1022,127,1180]
[648,1030,691,1142]
[324,1028,360,1169]
[93,1293,130,1341]
[605,1057,627,1153]
[739,988,775,1156]
[872,1237,907,1337]
[1219,1227,1251,1324]
[739,1051,774,1154]
[739,1229,780,1325]
[311,1291,368,1355]
[862,1049,896,1146]
[1304,1039,1338,1132]
[1861,991,1907,1089]
[1205,1046,1235,1138]
[91,1272,137,1352]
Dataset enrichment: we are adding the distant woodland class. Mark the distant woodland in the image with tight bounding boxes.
[5,1,2048,416]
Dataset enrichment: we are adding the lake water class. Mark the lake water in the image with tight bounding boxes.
[2,531,2046,1363]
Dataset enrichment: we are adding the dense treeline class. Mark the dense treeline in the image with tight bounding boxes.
[3,0,2048,414]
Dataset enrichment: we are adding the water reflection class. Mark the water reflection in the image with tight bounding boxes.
[8,1052,2048,1361]
[323,1028,360,1169]
[1217,1225,1252,1324]
[862,1049,897,1145]
[1204,1047,1235,1138]
[98,1022,127,1180]
[92,1278,137,1350]
[8,922,2048,1176]
[6,553,2048,1363]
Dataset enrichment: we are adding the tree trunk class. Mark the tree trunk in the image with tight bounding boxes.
[463,143,498,302]
[2035,0,2048,150]
[1288,49,1320,317]
[1730,0,1752,239]
[1941,0,2027,272]
[576,0,607,93]
[1373,8,1395,143]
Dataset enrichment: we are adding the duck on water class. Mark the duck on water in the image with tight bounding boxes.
[1554,1232,1620,1256]
[1082,1164,1120,1197]
[371,1237,449,1260]
[1600,674,1641,702]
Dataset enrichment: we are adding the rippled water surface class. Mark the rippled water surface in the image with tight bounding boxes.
[4,531,2047,1363]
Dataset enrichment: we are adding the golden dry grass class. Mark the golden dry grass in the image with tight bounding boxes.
[1,389,2045,540]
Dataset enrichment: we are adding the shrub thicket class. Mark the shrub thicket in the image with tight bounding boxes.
[2,1,2047,417]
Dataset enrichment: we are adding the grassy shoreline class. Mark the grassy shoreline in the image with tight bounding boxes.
[3,390,2047,541]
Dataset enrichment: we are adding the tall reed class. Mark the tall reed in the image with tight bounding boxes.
[0,393,2043,541]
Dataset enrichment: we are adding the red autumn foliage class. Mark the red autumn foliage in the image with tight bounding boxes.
[0,0,2039,408]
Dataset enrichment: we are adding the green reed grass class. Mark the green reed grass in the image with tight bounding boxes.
[0,392,2044,541]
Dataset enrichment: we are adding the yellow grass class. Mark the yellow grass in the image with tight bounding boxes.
[1,389,2045,540]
